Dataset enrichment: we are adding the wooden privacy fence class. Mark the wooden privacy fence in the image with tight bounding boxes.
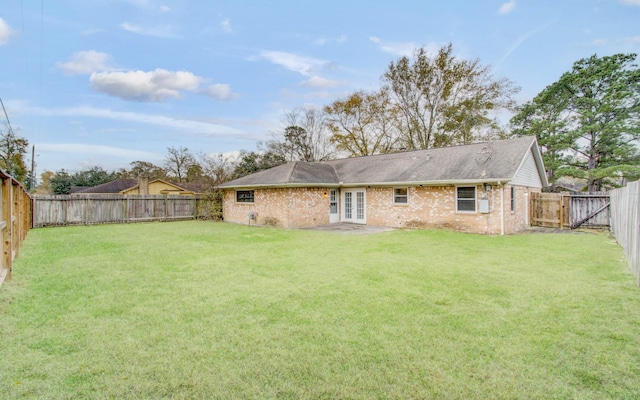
[530,192,610,229]
[609,181,640,287]
[32,194,220,228]
[0,170,31,285]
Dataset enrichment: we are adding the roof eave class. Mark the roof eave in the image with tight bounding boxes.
[220,178,513,189]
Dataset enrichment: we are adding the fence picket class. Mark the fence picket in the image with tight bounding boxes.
[609,181,640,287]
[32,194,219,227]
[0,170,31,286]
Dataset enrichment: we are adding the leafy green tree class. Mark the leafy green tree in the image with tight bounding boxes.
[510,53,640,190]
[37,170,55,194]
[324,88,401,156]
[230,150,286,180]
[0,125,29,183]
[72,166,115,187]
[48,166,116,194]
[50,170,72,194]
[383,43,519,149]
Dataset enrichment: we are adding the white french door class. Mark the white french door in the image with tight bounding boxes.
[342,188,366,224]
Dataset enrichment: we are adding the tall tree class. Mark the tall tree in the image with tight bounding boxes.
[72,166,115,187]
[197,152,234,186]
[510,53,640,191]
[0,125,29,183]
[324,88,401,157]
[49,166,116,194]
[383,43,519,149]
[264,108,335,162]
[37,170,55,194]
[164,146,196,182]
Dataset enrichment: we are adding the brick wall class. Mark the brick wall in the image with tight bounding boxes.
[223,184,540,234]
[503,184,541,233]
[223,187,329,228]
[368,185,494,234]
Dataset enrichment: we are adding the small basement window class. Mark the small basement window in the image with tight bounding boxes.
[236,190,254,203]
[394,188,408,204]
[456,186,476,212]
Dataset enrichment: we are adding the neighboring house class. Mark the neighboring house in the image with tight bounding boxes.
[219,136,548,235]
[73,177,200,195]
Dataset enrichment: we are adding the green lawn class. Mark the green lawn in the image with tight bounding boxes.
[1,221,639,399]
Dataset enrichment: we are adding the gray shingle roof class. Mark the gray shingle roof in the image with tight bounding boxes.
[75,179,138,193]
[220,136,546,188]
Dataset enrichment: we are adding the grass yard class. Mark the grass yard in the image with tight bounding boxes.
[1,221,640,399]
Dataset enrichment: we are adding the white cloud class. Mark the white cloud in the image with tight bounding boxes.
[57,51,113,75]
[90,69,203,102]
[591,38,607,46]
[160,5,171,12]
[0,17,16,45]
[625,36,640,43]
[120,22,177,38]
[258,50,326,76]
[200,84,239,101]
[619,0,640,5]
[498,0,516,15]
[39,105,243,136]
[369,36,418,57]
[221,18,232,33]
[315,35,347,46]
[299,76,344,88]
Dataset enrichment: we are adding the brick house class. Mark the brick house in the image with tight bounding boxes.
[219,136,548,235]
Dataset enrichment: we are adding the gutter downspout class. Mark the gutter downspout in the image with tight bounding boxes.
[499,181,505,236]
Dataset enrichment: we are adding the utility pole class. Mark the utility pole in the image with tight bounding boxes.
[30,145,35,190]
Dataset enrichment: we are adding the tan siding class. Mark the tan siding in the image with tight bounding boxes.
[121,181,194,196]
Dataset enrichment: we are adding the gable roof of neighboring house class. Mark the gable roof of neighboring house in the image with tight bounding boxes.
[74,178,201,194]
[75,179,138,194]
[219,136,548,189]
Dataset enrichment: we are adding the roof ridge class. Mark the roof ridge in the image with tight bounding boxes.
[286,161,297,183]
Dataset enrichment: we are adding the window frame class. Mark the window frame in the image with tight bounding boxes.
[456,186,477,213]
[235,190,255,203]
[393,187,409,205]
[510,186,515,212]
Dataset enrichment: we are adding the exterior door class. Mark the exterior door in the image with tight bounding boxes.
[329,189,339,223]
[342,188,366,224]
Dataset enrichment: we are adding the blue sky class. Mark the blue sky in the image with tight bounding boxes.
[1,0,639,176]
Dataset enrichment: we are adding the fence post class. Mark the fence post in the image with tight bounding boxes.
[2,178,11,279]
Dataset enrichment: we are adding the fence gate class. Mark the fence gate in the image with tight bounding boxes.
[530,192,610,229]
[530,193,567,228]
[569,192,610,229]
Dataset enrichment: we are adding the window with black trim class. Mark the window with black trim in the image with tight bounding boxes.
[456,186,476,212]
[236,190,254,203]
[510,186,515,212]
[394,188,408,204]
